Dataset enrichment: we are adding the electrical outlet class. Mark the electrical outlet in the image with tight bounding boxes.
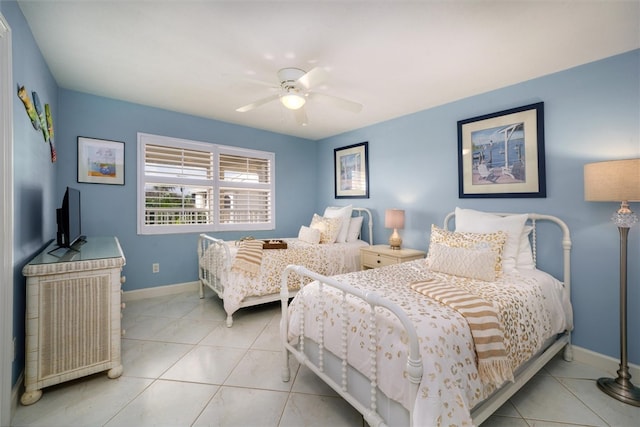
[152,263,159,273]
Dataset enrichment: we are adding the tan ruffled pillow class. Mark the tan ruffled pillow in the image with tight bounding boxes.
[310,214,343,244]
[427,224,506,277]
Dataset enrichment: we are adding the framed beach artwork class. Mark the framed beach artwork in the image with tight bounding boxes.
[334,142,369,199]
[77,136,125,185]
[457,102,546,198]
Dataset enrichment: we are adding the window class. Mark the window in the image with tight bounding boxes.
[137,133,274,234]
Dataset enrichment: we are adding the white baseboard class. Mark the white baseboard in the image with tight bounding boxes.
[122,281,200,302]
[572,345,640,379]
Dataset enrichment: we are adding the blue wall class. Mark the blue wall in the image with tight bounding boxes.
[55,90,316,292]
[2,0,59,386]
[316,50,640,364]
[5,0,640,390]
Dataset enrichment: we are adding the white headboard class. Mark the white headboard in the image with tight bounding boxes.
[353,207,373,245]
[443,211,572,293]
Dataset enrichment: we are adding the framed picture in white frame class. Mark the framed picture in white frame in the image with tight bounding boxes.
[77,136,125,185]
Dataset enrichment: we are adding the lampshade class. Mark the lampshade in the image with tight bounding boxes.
[280,93,306,110]
[385,209,405,229]
[584,159,640,202]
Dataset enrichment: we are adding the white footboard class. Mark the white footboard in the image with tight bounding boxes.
[280,264,573,427]
[198,234,231,311]
[280,265,423,427]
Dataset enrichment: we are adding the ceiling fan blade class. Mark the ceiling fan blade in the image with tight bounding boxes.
[241,77,278,88]
[235,94,279,112]
[308,92,363,113]
[294,106,308,126]
[297,67,329,90]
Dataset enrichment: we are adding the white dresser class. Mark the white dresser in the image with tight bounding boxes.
[21,237,125,405]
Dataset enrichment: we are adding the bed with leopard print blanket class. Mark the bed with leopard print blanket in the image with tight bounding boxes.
[280,210,573,427]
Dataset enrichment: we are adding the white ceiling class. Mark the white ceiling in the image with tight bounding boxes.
[17,1,640,140]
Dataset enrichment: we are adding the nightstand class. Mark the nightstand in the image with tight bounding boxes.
[360,244,426,270]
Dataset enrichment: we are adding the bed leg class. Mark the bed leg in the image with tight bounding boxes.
[563,343,573,362]
[226,314,233,328]
[281,350,291,382]
[199,280,204,299]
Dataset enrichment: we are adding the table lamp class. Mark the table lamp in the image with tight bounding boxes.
[385,209,405,250]
[584,158,640,406]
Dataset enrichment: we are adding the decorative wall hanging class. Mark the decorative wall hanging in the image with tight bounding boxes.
[457,102,546,198]
[31,91,49,142]
[45,104,57,163]
[334,141,369,199]
[17,86,40,130]
[77,137,125,185]
[17,85,57,162]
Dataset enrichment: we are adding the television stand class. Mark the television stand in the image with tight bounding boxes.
[21,236,126,405]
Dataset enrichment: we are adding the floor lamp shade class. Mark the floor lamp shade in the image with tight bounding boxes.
[584,159,640,203]
[584,158,640,406]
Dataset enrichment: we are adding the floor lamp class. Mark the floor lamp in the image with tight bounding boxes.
[584,158,640,406]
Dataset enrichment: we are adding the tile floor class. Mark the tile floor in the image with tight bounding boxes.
[11,289,640,427]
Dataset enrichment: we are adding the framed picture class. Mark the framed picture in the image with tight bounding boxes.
[334,142,369,199]
[77,136,125,185]
[458,102,545,198]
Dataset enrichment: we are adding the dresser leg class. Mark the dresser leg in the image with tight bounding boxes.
[107,365,123,379]
[20,389,42,406]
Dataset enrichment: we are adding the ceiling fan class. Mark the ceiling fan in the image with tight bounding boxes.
[235,67,363,126]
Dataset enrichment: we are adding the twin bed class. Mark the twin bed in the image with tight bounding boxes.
[198,206,373,326]
[198,206,574,425]
[279,208,573,426]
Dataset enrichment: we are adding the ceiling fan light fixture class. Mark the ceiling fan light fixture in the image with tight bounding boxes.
[280,93,306,110]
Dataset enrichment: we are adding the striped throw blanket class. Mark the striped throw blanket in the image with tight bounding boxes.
[231,240,264,277]
[410,279,514,386]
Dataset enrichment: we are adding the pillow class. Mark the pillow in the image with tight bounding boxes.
[427,224,506,277]
[309,214,342,244]
[454,207,527,272]
[298,225,321,244]
[323,205,353,243]
[517,225,535,269]
[428,243,498,281]
[346,216,364,242]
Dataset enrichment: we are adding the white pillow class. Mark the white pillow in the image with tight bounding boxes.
[310,214,342,244]
[428,243,498,281]
[454,207,527,272]
[517,225,535,269]
[298,225,321,244]
[346,216,364,242]
[323,205,353,243]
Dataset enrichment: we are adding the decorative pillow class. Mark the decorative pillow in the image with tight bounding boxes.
[346,215,364,242]
[454,207,527,272]
[298,225,321,244]
[309,214,342,244]
[323,205,353,243]
[428,243,498,281]
[427,224,506,277]
[517,225,535,269]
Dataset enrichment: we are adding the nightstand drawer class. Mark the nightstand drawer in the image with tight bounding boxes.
[362,252,397,268]
[360,245,426,270]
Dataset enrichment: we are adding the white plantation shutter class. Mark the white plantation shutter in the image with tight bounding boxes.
[218,151,272,226]
[137,133,275,234]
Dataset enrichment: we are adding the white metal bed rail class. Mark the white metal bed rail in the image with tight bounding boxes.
[280,264,422,427]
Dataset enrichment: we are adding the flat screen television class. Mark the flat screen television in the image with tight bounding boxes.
[56,186,84,247]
